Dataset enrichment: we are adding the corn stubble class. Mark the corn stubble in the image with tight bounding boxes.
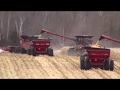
[0,48,120,79]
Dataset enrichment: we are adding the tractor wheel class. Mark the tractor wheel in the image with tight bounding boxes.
[15,48,19,53]
[84,58,91,70]
[9,47,14,53]
[13,48,17,53]
[47,48,53,56]
[31,48,36,56]
[80,56,85,70]
[104,58,110,70]
[109,60,114,71]
[81,52,91,70]
[17,47,21,53]
[27,49,31,55]
[20,48,26,54]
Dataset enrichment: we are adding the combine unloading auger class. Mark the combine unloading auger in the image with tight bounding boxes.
[40,29,75,41]
[91,35,120,48]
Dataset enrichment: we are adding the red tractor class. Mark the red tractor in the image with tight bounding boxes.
[80,35,120,71]
[9,35,54,56]
[40,29,120,71]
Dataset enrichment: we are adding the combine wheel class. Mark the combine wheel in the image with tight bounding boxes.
[47,48,53,56]
[17,47,21,53]
[80,52,91,70]
[14,47,20,53]
[27,49,31,55]
[31,48,36,56]
[80,56,85,70]
[84,58,91,70]
[104,58,110,70]
[109,60,114,71]
[9,47,15,53]
[20,48,26,54]
[13,48,17,53]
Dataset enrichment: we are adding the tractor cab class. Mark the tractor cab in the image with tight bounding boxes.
[75,35,93,46]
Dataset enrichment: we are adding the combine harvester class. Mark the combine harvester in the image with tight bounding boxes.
[40,29,120,71]
[6,35,54,56]
[40,29,93,56]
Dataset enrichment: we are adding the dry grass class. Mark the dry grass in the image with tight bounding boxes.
[0,48,120,79]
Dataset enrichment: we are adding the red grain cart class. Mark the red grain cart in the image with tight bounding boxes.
[80,47,114,71]
[9,35,54,56]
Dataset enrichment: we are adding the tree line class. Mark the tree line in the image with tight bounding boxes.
[0,11,120,47]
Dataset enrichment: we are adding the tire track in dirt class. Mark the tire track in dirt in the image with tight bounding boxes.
[32,58,48,78]
[36,56,67,78]
[112,61,120,77]
[9,57,21,78]
[6,57,18,78]
[31,59,46,78]
[43,56,70,78]
[18,56,34,78]
[12,56,30,78]
[57,55,89,79]
[51,55,88,79]
[1,52,120,79]
[61,55,103,79]
[34,56,51,78]
[68,55,120,79]
[18,54,41,78]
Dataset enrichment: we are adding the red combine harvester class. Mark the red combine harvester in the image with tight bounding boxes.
[40,29,120,71]
[40,29,93,55]
[8,35,54,56]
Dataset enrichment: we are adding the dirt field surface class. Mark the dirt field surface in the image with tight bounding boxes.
[0,48,120,79]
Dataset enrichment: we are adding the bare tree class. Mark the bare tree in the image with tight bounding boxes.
[7,12,11,41]
[15,16,26,37]
[0,12,5,42]
[43,11,48,28]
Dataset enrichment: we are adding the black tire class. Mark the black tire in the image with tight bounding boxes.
[14,47,20,53]
[109,60,114,71]
[84,58,91,70]
[27,49,31,55]
[20,48,26,54]
[104,58,110,70]
[80,52,91,70]
[13,48,17,53]
[9,47,15,53]
[47,48,53,56]
[16,47,21,53]
[80,56,85,70]
[31,48,36,56]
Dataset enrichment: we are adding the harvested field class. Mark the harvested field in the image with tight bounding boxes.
[0,48,120,79]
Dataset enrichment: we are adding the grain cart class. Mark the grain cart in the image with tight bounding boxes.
[80,35,120,71]
[40,29,93,55]
[9,35,54,56]
[40,29,120,71]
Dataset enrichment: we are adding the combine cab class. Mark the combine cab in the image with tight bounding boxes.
[80,47,114,71]
[9,35,54,56]
[67,35,93,55]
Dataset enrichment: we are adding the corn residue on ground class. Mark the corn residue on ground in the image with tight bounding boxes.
[0,48,120,79]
